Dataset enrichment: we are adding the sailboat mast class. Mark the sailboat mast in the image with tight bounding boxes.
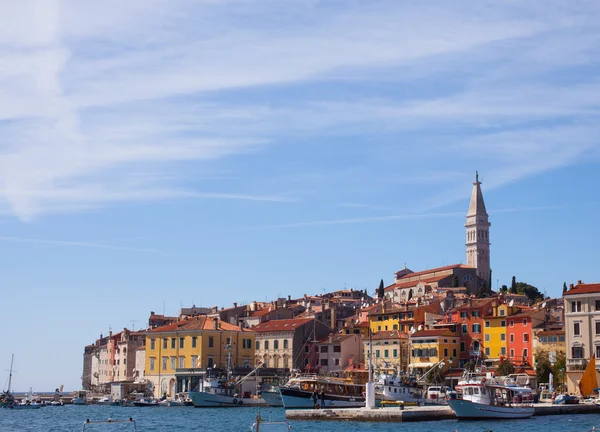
[7,354,14,393]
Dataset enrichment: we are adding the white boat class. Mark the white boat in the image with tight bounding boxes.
[189,374,266,408]
[72,390,88,405]
[447,371,534,419]
[279,374,365,409]
[375,373,422,403]
[96,395,121,406]
[260,388,284,407]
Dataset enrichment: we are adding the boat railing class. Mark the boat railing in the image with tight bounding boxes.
[82,418,137,431]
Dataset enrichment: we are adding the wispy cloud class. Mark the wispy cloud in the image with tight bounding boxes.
[0,1,599,220]
[0,235,159,253]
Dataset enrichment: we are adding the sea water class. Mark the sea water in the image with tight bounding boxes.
[1,406,599,432]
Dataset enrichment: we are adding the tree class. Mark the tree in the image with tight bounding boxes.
[515,282,544,303]
[535,350,554,384]
[563,282,568,296]
[377,279,385,299]
[477,282,489,298]
[501,284,508,293]
[452,275,459,288]
[496,359,515,376]
[510,276,517,294]
[489,269,493,290]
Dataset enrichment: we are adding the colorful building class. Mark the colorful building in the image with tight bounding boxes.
[145,316,255,397]
[363,330,408,373]
[483,302,519,363]
[409,329,459,376]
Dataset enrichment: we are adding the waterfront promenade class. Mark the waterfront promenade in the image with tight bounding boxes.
[286,403,600,422]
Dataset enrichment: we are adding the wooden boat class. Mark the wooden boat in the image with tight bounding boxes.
[279,374,365,409]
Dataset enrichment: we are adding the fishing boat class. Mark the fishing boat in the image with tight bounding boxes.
[279,374,365,409]
[447,370,535,419]
[10,389,42,410]
[1,355,15,408]
[260,387,284,407]
[72,390,89,405]
[375,372,422,404]
[132,398,159,407]
[189,371,267,408]
[96,395,121,406]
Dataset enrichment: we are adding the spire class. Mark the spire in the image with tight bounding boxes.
[467,171,488,217]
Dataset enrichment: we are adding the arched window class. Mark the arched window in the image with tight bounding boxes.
[265,340,269,350]
[256,341,260,350]
[283,339,288,349]
[274,340,279,349]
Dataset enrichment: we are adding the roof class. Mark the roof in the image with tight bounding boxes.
[536,329,565,336]
[149,316,249,333]
[455,298,495,311]
[384,275,449,292]
[565,283,600,296]
[396,264,468,281]
[467,176,488,217]
[252,318,312,333]
[250,307,274,318]
[317,334,355,343]
[369,330,408,340]
[411,329,455,338]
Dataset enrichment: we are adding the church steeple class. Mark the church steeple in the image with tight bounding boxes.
[465,171,491,285]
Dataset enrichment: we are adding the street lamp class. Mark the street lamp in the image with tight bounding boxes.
[448,357,453,391]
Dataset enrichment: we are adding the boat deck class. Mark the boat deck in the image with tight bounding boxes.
[286,403,600,422]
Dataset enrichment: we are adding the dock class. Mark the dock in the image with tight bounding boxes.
[286,403,600,422]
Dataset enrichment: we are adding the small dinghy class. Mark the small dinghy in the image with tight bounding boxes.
[82,418,137,431]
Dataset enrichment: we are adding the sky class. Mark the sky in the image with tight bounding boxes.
[1,0,599,392]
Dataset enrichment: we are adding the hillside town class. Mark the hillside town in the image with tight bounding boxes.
[80,174,595,404]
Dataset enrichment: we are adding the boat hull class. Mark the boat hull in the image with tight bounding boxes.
[447,398,534,419]
[280,387,365,409]
[189,391,266,408]
[261,390,283,407]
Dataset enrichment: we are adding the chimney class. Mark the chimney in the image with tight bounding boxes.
[331,307,336,330]
[239,320,244,331]
[150,311,155,316]
[329,333,333,344]
[570,283,574,289]
[213,318,219,330]
[577,280,582,285]
[234,302,238,308]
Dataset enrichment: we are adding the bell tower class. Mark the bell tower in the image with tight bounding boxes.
[465,171,491,284]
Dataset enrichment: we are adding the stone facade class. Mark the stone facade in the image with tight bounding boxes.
[317,333,362,374]
[465,172,491,286]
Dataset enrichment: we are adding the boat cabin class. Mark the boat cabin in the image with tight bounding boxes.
[455,382,533,407]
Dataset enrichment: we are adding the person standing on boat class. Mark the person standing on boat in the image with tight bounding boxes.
[311,391,317,409]
[319,390,325,409]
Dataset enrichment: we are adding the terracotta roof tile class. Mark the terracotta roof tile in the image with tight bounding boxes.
[411,329,455,337]
[369,330,408,340]
[252,318,312,332]
[396,264,469,280]
[149,317,249,333]
[565,283,600,296]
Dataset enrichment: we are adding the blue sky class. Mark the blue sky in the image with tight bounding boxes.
[1,0,600,391]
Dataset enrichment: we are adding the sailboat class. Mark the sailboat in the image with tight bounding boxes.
[577,355,599,404]
[1,355,15,408]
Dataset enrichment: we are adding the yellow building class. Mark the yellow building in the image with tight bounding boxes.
[363,330,409,373]
[408,329,459,376]
[145,316,255,397]
[483,303,518,362]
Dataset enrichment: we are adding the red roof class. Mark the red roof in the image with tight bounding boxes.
[149,316,249,333]
[250,307,274,317]
[252,318,312,333]
[565,283,600,296]
[384,275,450,292]
[370,330,408,340]
[537,329,565,336]
[411,329,455,338]
[397,264,468,280]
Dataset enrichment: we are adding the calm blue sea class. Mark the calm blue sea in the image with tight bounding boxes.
[1,406,599,432]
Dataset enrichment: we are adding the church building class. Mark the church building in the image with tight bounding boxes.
[384,172,492,303]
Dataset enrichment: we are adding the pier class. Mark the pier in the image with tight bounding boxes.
[286,403,600,422]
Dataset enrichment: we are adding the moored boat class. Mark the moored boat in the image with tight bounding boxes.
[279,374,365,409]
[189,367,267,408]
[447,370,534,419]
[260,388,284,407]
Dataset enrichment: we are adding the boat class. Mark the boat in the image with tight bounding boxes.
[1,355,16,408]
[260,388,284,407]
[9,389,42,410]
[375,373,422,404]
[96,395,121,406]
[250,412,291,432]
[189,371,267,408]
[132,398,159,407]
[447,370,535,419]
[48,400,64,406]
[279,374,365,409]
[72,390,89,405]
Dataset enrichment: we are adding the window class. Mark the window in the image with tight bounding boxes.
[265,341,269,350]
[522,349,528,360]
[460,342,465,352]
[192,337,197,348]
[596,300,600,311]
[571,301,582,312]
[462,324,468,334]
[282,339,289,349]
[596,346,600,359]
[523,333,529,342]
[522,319,528,326]
[191,355,198,368]
[320,359,328,366]
[208,336,214,348]
[393,349,398,357]
[453,348,457,357]
[485,321,490,328]
[179,356,185,368]
[207,357,214,368]
[485,347,490,356]
[378,316,383,321]
[444,348,448,357]
[162,357,168,370]
[472,324,481,333]
[333,345,341,353]
[509,320,514,328]
[393,324,398,330]
[499,309,505,316]
[305,345,309,353]
[243,339,252,349]
[460,312,468,318]
[378,326,381,331]
[510,334,514,343]
[320,346,328,353]
[500,334,506,341]
[472,311,480,318]
[150,358,155,371]
[163,338,168,349]
[501,320,506,327]
[256,341,260,350]
[510,349,515,357]
[180,337,185,349]
[572,346,584,358]
[485,334,490,342]
[596,322,600,335]
[170,357,176,370]
[574,322,581,336]
[500,347,506,356]
[559,335,565,342]
[274,340,279,349]
[150,339,155,350]
[335,358,340,366]
[384,349,389,358]
[171,338,176,349]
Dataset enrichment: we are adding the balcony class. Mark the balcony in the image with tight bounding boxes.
[567,358,587,371]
